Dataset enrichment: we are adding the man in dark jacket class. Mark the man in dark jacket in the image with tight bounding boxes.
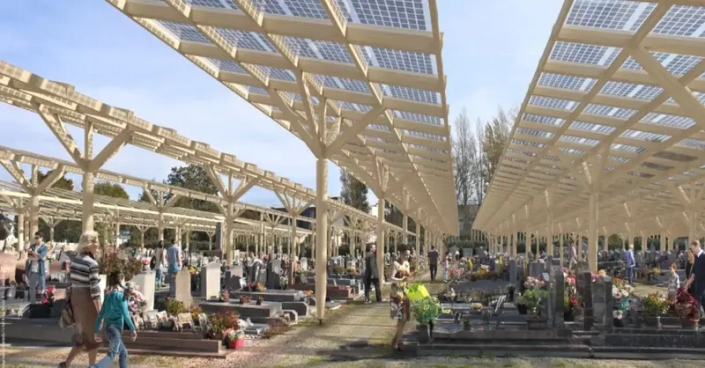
[427,246,439,281]
[684,240,705,318]
[364,245,382,304]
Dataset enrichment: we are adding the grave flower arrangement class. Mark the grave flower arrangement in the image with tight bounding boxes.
[206,311,239,340]
[99,248,142,281]
[164,297,186,316]
[410,296,442,325]
[42,285,55,306]
[140,258,150,271]
[449,268,464,281]
[524,277,546,289]
[673,287,699,326]
[518,288,549,318]
[190,305,202,322]
[124,283,147,314]
[224,328,245,349]
[333,266,345,276]
[239,295,251,304]
[643,292,669,317]
[612,282,633,312]
[304,290,313,296]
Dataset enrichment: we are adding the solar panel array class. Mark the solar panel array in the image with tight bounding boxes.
[474,0,705,237]
[107,0,457,235]
[0,60,408,235]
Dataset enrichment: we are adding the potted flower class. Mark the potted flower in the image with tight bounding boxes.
[411,296,442,344]
[225,329,246,349]
[518,288,549,320]
[643,292,669,328]
[140,258,151,272]
[674,287,700,329]
[190,305,202,323]
[164,297,185,316]
[279,276,288,290]
[563,294,578,321]
[333,266,345,276]
[239,295,251,304]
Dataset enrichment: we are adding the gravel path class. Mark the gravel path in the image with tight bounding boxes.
[2,275,693,368]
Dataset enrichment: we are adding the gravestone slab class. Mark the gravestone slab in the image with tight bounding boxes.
[131,271,156,311]
[174,269,193,309]
[581,272,593,330]
[266,259,282,290]
[551,266,565,327]
[200,261,221,300]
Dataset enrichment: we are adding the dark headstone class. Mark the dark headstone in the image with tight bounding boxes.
[266,259,282,290]
[581,272,594,331]
[551,266,565,327]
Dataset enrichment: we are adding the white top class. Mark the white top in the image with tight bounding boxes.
[155,248,165,267]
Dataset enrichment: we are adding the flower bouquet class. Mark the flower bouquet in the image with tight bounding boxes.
[99,248,142,281]
[140,258,150,272]
[674,287,699,328]
[42,285,55,306]
[524,277,546,289]
[125,283,147,314]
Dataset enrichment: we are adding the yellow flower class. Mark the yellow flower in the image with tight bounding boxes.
[598,270,606,276]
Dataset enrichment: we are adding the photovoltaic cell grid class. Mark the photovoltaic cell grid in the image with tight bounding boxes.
[474,1,705,234]
[109,0,455,234]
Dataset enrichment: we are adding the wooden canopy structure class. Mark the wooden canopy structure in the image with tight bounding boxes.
[473,0,705,271]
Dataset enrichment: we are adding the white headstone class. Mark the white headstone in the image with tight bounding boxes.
[200,261,221,300]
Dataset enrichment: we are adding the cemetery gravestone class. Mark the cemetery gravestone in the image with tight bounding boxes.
[174,269,193,309]
[592,275,613,332]
[200,261,221,300]
[266,259,282,289]
[131,270,156,311]
[551,266,565,327]
[581,272,594,331]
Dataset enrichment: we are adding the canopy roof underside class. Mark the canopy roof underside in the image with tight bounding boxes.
[474,0,705,237]
[106,0,458,235]
[0,60,410,235]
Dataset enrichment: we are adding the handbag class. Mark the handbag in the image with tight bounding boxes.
[59,287,75,329]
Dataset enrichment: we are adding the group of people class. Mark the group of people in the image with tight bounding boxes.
[52,232,185,368]
[148,240,183,295]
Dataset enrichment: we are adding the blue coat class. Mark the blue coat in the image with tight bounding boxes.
[26,243,48,276]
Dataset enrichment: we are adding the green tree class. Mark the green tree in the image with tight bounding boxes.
[165,164,219,213]
[340,170,370,213]
[94,182,129,199]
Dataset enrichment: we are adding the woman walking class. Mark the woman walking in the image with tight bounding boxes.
[389,246,411,351]
[59,231,103,368]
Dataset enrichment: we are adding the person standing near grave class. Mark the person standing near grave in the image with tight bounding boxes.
[427,246,439,282]
[26,232,48,304]
[683,240,705,318]
[686,249,696,295]
[625,243,636,286]
[166,239,182,297]
[389,247,411,351]
[363,244,381,304]
[153,241,166,288]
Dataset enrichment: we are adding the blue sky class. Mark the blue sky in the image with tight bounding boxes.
[0,0,560,207]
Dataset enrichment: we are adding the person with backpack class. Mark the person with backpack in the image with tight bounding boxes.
[92,270,136,368]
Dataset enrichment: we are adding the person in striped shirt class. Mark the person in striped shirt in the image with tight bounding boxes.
[59,231,103,368]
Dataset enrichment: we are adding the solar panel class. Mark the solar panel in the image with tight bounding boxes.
[109,0,455,234]
[474,0,705,237]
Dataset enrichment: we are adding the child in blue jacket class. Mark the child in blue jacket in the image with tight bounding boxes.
[92,271,137,368]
